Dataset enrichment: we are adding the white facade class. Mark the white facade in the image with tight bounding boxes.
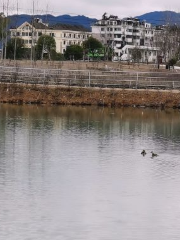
[10,19,91,54]
[92,14,159,62]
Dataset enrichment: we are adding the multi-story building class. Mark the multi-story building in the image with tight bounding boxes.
[10,18,91,54]
[92,14,159,62]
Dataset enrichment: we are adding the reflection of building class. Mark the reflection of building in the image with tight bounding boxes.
[92,14,159,62]
[10,18,91,54]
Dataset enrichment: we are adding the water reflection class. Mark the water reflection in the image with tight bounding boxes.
[0,104,180,240]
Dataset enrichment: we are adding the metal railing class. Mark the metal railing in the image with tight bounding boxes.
[0,66,180,89]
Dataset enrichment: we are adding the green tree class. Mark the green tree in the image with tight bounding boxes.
[36,35,56,60]
[131,47,142,63]
[6,38,25,59]
[168,58,177,66]
[64,45,83,60]
[0,13,9,40]
[83,37,103,59]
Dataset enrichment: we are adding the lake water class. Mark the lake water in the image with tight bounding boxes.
[0,104,180,240]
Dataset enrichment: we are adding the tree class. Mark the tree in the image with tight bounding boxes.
[0,13,9,40]
[36,35,56,60]
[64,45,83,60]
[6,38,25,59]
[155,25,180,64]
[83,36,103,59]
[131,47,142,63]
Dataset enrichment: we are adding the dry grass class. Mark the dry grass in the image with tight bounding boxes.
[1,83,180,109]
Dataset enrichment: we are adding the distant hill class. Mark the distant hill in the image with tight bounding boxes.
[136,11,180,25]
[9,14,97,30]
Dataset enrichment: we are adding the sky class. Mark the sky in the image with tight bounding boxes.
[1,0,180,18]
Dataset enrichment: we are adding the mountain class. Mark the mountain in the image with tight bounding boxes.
[9,14,97,30]
[136,11,180,25]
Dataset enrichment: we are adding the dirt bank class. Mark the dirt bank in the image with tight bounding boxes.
[1,59,171,72]
[1,83,180,108]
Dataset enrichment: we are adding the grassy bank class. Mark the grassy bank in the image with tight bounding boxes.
[0,83,180,108]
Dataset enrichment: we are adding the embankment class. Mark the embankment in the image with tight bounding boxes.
[0,83,180,108]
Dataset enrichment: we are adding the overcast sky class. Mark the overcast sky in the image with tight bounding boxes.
[1,0,180,18]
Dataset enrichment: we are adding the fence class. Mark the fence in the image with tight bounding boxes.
[0,66,180,89]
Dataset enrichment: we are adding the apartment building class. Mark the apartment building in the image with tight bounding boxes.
[10,18,91,54]
[92,14,159,62]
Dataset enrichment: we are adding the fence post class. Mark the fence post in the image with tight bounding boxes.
[88,71,91,87]
[43,69,46,85]
[136,72,139,89]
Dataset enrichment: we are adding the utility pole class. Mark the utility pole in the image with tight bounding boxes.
[4,0,10,62]
[41,4,48,61]
[30,0,35,66]
[14,0,19,63]
[1,3,5,63]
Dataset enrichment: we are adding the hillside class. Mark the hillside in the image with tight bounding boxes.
[9,14,97,30]
[136,11,180,25]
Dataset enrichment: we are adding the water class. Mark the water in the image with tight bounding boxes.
[0,104,180,240]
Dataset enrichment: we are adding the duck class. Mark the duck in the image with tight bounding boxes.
[141,150,146,156]
[151,151,158,157]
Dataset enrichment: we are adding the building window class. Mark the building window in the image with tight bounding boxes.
[64,41,66,45]
[101,28,104,31]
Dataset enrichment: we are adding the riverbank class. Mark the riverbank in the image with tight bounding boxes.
[1,83,180,108]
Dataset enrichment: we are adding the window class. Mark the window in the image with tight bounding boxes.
[114,34,121,38]
[101,28,104,31]
[126,35,133,38]
[38,32,42,36]
[64,41,66,45]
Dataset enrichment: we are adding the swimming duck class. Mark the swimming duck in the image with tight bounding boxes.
[151,151,158,157]
[141,150,146,156]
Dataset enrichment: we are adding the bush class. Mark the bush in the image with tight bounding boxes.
[168,58,177,66]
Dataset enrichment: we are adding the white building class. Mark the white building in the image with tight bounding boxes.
[92,14,159,62]
[10,18,91,54]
